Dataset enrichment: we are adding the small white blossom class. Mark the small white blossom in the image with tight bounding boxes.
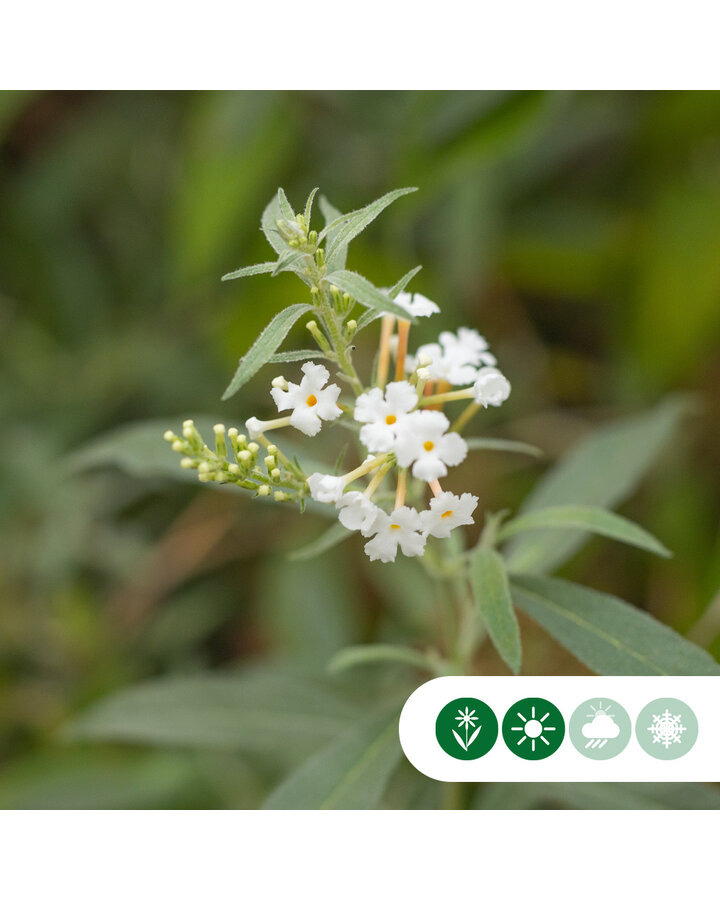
[307,473,345,504]
[354,381,418,453]
[363,506,427,563]
[394,410,468,481]
[337,492,382,536]
[408,327,496,385]
[244,416,266,440]
[270,362,342,436]
[473,367,511,408]
[393,290,440,319]
[420,491,478,539]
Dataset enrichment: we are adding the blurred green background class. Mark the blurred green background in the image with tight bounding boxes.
[1,90,720,809]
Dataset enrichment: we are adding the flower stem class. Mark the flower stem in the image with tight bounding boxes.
[376,314,395,389]
[451,401,481,434]
[395,318,411,381]
[417,387,474,407]
[394,468,407,508]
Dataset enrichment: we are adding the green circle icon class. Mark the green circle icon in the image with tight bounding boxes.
[635,698,698,760]
[502,698,565,760]
[435,697,498,760]
[569,697,632,760]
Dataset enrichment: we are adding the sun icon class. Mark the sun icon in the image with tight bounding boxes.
[503,698,565,759]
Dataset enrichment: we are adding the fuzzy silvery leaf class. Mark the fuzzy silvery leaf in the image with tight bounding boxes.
[221,261,277,282]
[318,195,347,270]
[465,437,544,458]
[277,187,295,220]
[504,397,689,574]
[222,303,313,399]
[328,644,438,675]
[387,265,423,300]
[304,187,319,228]
[268,349,326,363]
[260,192,287,254]
[322,187,418,269]
[325,270,416,320]
[272,248,306,277]
[499,505,671,564]
[470,547,522,674]
[511,574,720,676]
[262,704,403,809]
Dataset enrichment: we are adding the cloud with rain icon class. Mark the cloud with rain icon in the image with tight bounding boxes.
[582,702,620,749]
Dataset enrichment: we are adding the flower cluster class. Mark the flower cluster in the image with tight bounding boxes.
[166,187,512,563]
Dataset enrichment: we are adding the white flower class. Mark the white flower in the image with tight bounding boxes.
[363,506,427,563]
[354,381,418,453]
[245,416,265,440]
[307,473,345,504]
[270,362,342,436]
[473,367,511,408]
[420,491,478,539]
[407,327,496,385]
[337,492,382,536]
[393,410,468,481]
[393,290,440,319]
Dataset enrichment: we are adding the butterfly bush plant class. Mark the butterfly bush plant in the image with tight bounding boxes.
[161,186,720,681]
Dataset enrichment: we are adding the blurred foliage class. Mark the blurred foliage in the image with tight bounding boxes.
[1,90,720,809]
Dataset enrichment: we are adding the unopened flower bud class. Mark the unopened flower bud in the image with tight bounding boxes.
[198,461,211,474]
[257,484,271,497]
[417,352,433,368]
[266,444,278,455]
[238,450,252,465]
[180,458,194,469]
[198,472,210,483]
[271,468,281,480]
[274,491,289,502]
[247,442,260,455]
[228,463,240,475]
[271,376,288,391]
[163,430,176,442]
[171,440,185,452]
[306,320,331,352]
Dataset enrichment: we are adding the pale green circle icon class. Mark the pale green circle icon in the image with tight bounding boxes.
[569,698,631,760]
[635,698,698,760]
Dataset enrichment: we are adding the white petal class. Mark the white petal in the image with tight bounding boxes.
[315,384,342,420]
[301,361,330,389]
[438,432,468,467]
[270,387,293,412]
[364,531,398,563]
[307,473,345,503]
[412,455,448,482]
[397,529,427,558]
[385,380,418,414]
[473,368,511,407]
[245,416,265,439]
[359,422,396,453]
[354,388,385,424]
[289,406,322,436]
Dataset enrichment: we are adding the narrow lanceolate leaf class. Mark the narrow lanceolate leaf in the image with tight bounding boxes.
[465,437,544,458]
[498,505,671,566]
[222,303,313,399]
[65,667,363,765]
[272,248,306,276]
[288,521,352,561]
[318,195,347,270]
[387,265,422,300]
[511,574,720,676]
[304,187,319,228]
[268,349,326,364]
[355,308,386,332]
[323,187,418,267]
[504,397,689,574]
[328,644,438,675]
[221,261,277,282]
[263,705,403,810]
[470,548,522,674]
[260,192,287,254]
[325,270,415,321]
[277,187,294,219]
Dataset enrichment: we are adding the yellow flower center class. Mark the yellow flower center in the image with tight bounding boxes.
[390,524,401,530]
[385,414,397,425]
[441,510,454,519]
[423,440,434,452]
[306,394,318,407]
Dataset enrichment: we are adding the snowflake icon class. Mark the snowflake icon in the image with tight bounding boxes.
[648,708,687,749]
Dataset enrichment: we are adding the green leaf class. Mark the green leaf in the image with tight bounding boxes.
[323,187,418,268]
[465,437,544,458]
[220,261,276,282]
[66,667,363,765]
[222,303,313,399]
[277,187,295,219]
[504,397,689,574]
[325,270,415,320]
[470,548,522,673]
[387,265,423,299]
[287,521,352,561]
[272,248,306,277]
[261,191,286,254]
[268,349,326,363]
[318,195,347,270]
[499,505,671,563]
[511,574,720,675]
[304,187,319,228]
[355,307,386,332]
[262,705,403,809]
[328,644,438,675]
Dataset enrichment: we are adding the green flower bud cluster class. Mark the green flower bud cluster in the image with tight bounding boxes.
[275,212,317,253]
[163,420,308,503]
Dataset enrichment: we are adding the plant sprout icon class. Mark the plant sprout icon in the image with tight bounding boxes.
[509,704,557,753]
[582,701,619,749]
[453,706,481,752]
